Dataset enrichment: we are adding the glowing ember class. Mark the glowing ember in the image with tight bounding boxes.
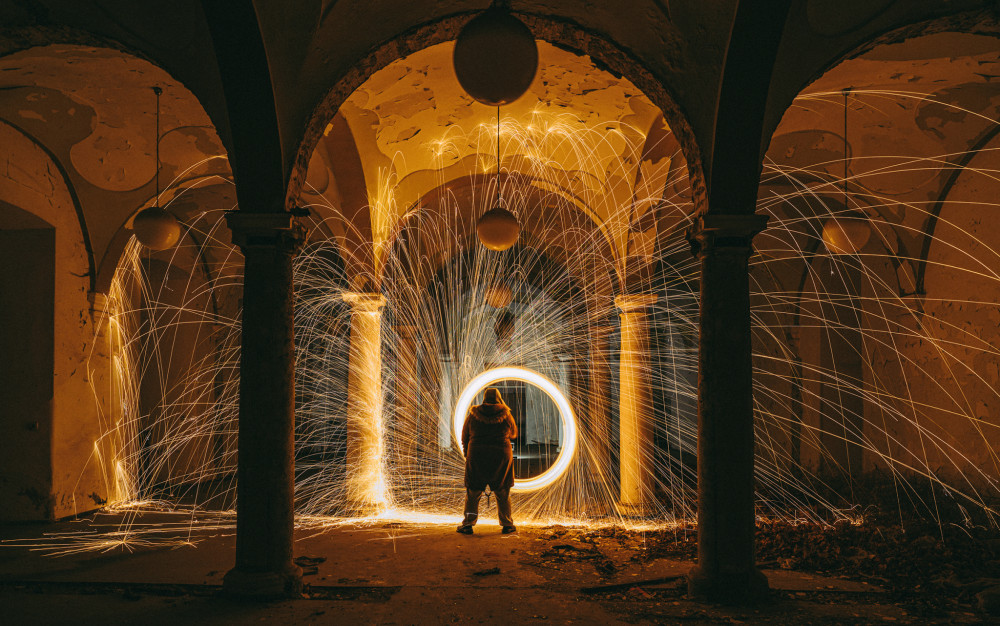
[70,88,1000,545]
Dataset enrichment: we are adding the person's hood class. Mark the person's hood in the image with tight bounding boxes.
[472,403,510,424]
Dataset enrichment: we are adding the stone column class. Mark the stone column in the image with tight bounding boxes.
[343,292,388,513]
[89,292,130,503]
[615,294,658,516]
[686,213,769,603]
[223,211,303,598]
[584,322,615,515]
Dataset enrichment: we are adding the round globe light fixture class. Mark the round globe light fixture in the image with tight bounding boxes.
[485,284,513,308]
[453,6,538,106]
[132,86,181,251]
[822,216,871,255]
[132,206,181,251]
[477,205,520,251]
[454,366,577,492]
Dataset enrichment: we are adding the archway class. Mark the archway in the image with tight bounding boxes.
[284,35,698,521]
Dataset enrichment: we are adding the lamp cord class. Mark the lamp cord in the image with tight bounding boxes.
[154,86,162,209]
[843,88,849,214]
[496,105,501,205]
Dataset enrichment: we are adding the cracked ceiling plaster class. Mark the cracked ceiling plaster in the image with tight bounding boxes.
[0,45,226,195]
[303,39,682,279]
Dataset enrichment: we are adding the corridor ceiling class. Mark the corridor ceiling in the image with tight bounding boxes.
[0,0,998,290]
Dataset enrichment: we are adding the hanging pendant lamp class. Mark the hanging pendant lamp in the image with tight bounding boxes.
[477,206,520,251]
[133,86,181,251]
[485,283,514,308]
[477,107,520,251]
[822,88,870,255]
[453,1,538,106]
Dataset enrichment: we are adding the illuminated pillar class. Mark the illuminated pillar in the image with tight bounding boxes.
[615,294,658,516]
[89,291,131,503]
[223,211,302,598]
[686,214,768,603]
[343,292,388,513]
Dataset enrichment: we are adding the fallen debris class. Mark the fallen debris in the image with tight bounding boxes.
[580,575,686,595]
[472,566,501,577]
[294,555,327,576]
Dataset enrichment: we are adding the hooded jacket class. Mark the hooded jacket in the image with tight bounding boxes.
[462,388,518,491]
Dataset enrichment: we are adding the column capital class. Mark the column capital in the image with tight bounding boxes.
[342,291,386,312]
[225,211,306,252]
[686,213,769,258]
[615,293,658,314]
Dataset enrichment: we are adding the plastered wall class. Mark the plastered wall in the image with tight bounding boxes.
[0,121,114,520]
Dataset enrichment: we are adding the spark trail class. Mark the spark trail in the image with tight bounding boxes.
[17,89,998,555]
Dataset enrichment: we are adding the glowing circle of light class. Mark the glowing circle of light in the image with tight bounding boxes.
[453,366,577,493]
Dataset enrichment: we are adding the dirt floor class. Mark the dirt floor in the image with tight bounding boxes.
[0,509,995,625]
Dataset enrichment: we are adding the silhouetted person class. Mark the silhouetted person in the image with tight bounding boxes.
[457,387,518,534]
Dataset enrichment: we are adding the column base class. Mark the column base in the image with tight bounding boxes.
[223,562,303,599]
[687,565,769,604]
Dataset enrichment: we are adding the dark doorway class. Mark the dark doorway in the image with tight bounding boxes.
[0,202,55,520]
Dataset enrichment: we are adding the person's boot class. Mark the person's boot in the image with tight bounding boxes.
[501,525,517,534]
[457,524,473,534]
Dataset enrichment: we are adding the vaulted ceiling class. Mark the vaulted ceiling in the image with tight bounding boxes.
[0,1,998,291]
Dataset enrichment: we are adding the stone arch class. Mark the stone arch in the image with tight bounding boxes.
[0,42,231,296]
[0,119,103,520]
[296,38,694,304]
[380,171,619,294]
[285,11,706,216]
[757,19,1000,491]
[917,131,1000,484]
[0,41,235,519]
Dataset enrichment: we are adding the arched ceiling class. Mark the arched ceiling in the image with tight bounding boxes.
[257,0,726,187]
[0,1,994,205]
[0,1,995,294]
[0,45,226,194]
[301,39,685,286]
[766,30,1000,209]
[760,30,1000,294]
[0,43,231,290]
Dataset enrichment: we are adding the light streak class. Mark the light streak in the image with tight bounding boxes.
[10,85,997,557]
[452,366,578,492]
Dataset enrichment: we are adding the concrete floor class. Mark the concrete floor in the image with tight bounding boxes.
[0,510,986,625]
